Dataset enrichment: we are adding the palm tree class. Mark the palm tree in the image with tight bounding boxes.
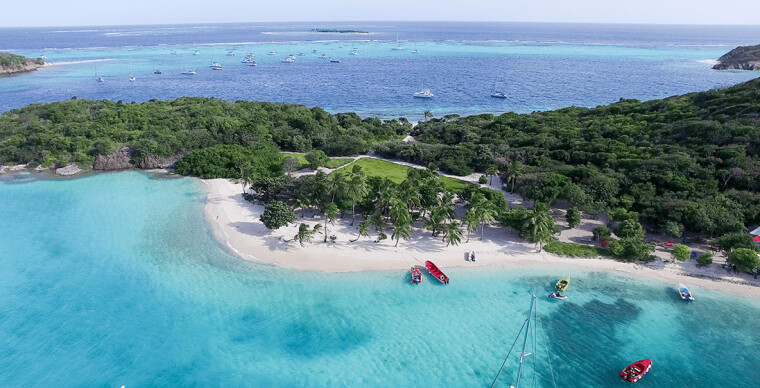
[376,184,396,219]
[323,202,339,243]
[392,220,412,247]
[470,193,497,240]
[522,203,556,252]
[487,165,499,186]
[389,199,411,226]
[346,166,368,225]
[327,171,348,203]
[443,220,463,246]
[238,162,252,194]
[424,110,433,122]
[351,220,371,242]
[294,223,315,247]
[424,208,445,236]
[506,161,524,193]
[437,191,456,223]
[463,209,479,243]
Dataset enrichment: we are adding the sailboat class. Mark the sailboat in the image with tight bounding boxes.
[128,57,135,82]
[94,64,104,82]
[393,35,404,50]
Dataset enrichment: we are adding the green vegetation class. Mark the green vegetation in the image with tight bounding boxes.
[697,252,714,267]
[0,53,43,68]
[334,157,472,194]
[729,248,760,273]
[0,98,407,167]
[260,201,297,230]
[672,244,691,262]
[713,232,760,253]
[282,152,352,170]
[544,241,612,258]
[174,144,282,179]
[566,207,581,228]
[375,78,760,236]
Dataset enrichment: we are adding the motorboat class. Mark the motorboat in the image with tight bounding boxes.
[181,69,196,75]
[211,64,223,70]
[153,69,162,74]
[620,359,652,383]
[556,276,570,292]
[330,59,341,63]
[412,49,420,54]
[96,77,104,82]
[491,92,508,99]
[226,51,235,56]
[413,89,434,98]
[677,283,694,301]
[548,292,568,300]
[468,251,476,262]
[193,50,200,56]
[425,260,449,284]
[411,267,422,284]
[129,75,135,82]
[246,61,257,66]
[208,62,221,68]
[320,54,329,59]
[281,57,295,63]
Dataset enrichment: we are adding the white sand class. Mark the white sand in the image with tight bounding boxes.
[202,178,760,298]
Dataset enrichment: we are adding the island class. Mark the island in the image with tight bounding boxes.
[713,44,760,70]
[311,28,369,34]
[0,53,45,76]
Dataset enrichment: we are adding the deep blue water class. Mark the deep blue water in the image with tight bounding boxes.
[0,171,759,387]
[1,22,759,119]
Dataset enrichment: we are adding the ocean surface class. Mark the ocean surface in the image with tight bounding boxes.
[1,171,759,387]
[1,22,760,119]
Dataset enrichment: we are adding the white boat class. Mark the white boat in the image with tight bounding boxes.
[226,51,235,56]
[181,69,196,75]
[129,75,135,82]
[209,62,221,68]
[677,283,695,301]
[211,64,223,70]
[96,76,104,82]
[281,57,295,63]
[491,92,508,99]
[193,50,200,56]
[246,61,257,67]
[298,52,305,56]
[393,35,404,50]
[412,49,420,54]
[153,69,161,74]
[413,89,434,98]
[320,54,329,59]
[330,59,341,63]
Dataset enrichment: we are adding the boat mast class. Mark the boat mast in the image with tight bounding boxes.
[514,294,536,388]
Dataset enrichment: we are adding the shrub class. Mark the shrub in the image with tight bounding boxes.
[729,248,760,273]
[566,207,581,229]
[697,252,714,267]
[260,200,297,230]
[714,233,759,253]
[672,244,690,262]
[610,238,655,262]
[305,150,329,169]
[544,241,612,258]
[661,220,684,238]
[478,175,488,184]
[615,219,645,240]
[593,226,611,241]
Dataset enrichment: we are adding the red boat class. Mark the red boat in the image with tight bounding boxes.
[620,359,652,383]
[425,260,449,284]
[411,267,422,284]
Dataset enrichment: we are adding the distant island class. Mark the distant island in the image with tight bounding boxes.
[311,28,369,34]
[713,44,760,71]
[0,53,45,76]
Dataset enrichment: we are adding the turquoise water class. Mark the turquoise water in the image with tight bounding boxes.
[1,172,759,386]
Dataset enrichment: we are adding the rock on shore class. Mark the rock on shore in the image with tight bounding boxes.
[93,146,183,170]
[55,164,82,176]
[713,44,760,71]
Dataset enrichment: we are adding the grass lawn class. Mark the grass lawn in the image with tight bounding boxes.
[335,158,473,193]
[544,241,613,258]
[282,152,353,170]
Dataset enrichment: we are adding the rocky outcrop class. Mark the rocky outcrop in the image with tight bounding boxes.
[0,53,45,76]
[713,44,760,71]
[137,152,184,169]
[94,146,136,170]
[55,164,82,176]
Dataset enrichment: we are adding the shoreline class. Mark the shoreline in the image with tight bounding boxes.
[201,177,760,298]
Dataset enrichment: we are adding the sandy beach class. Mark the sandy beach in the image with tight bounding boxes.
[202,177,760,297]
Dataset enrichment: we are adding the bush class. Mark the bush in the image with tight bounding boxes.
[672,244,690,262]
[478,175,488,184]
[566,207,581,229]
[305,150,329,169]
[661,220,684,238]
[544,241,612,258]
[610,238,655,262]
[729,248,760,273]
[260,200,297,230]
[615,219,645,240]
[593,226,611,241]
[714,233,759,253]
[697,252,714,267]
[175,144,283,179]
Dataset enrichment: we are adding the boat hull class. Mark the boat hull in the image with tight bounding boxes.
[620,359,652,383]
[425,260,449,284]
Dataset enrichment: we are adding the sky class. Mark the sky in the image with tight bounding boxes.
[1,0,759,27]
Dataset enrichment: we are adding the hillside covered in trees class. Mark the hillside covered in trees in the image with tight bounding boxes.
[376,78,760,236]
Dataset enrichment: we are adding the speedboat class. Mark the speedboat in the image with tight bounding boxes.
[153,69,162,74]
[548,292,568,300]
[411,267,422,284]
[413,89,434,98]
[129,75,135,82]
[425,260,449,284]
[468,251,476,262]
[620,359,652,383]
[181,69,196,75]
[330,59,341,63]
[211,64,222,70]
[96,77,104,82]
[677,283,694,301]
[491,92,508,99]
[281,57,295,63]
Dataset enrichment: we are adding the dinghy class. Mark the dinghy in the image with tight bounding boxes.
[555,276,570,292]
[548,292,567,300]
[677,283,694,301]
[411,267,422,284]
[620,359,652,383]
[425,260,449,284]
